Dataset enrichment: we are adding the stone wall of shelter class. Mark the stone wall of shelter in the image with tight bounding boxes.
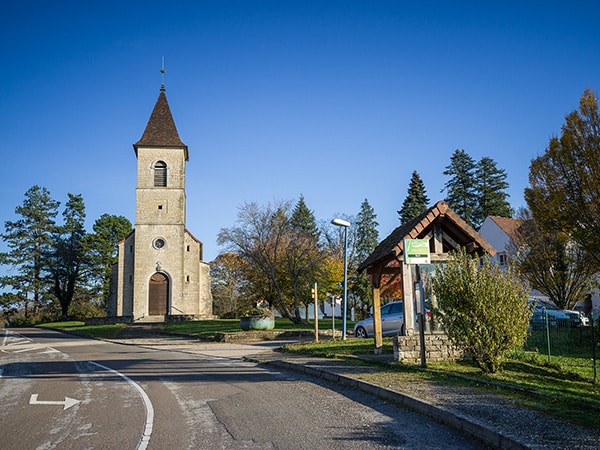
[393,333,469,363]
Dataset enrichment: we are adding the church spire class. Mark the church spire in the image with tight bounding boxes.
[133,85,188,160]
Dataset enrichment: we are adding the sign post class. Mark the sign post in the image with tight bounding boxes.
[313,282,319,342]
[404,239,430,368]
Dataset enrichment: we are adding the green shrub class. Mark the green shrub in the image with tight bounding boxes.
[432,247,531,373]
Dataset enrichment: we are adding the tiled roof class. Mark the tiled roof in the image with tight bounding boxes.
[134,86,189,160]
[358,200,495,271]
[490,216,523,242]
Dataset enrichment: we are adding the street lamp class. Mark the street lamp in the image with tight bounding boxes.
[331,218,350,339]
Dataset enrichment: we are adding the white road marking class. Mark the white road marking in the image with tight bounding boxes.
[1,329,34,352]
[2,330,154,449]
[29,393,81,410]
[88,361,154,450]
[40,347,61,354]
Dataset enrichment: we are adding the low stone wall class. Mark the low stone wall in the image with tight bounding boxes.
[84,316,134,325]
[393,332,468,363]
[84,314,218,325]
[165,314,206,322]
[216,330,330,342]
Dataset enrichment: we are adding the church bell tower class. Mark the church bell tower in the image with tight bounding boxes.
[107,79,213,321]
[132,84,189,318]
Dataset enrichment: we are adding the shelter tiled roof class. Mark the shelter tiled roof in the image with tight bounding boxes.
[358,200,495,272]
[134,86,188,160]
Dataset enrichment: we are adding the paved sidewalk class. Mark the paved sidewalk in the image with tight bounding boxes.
[106,333,600,450]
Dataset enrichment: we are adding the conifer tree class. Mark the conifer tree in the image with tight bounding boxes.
[473,157,512,228]
[290,194,319,238]
[0,185,59,317]
[398,171,430,224]
[442,149,477,226]
[85,214,132,305]
[351,199,379,316]
[289,195,322,316]
[47,193,87,320]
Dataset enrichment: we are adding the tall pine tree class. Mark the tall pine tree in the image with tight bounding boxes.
[351,199,379,317]
[47,193,87,320]
[473,156,512,228]
[0,185,59,317]
[290,194,319,239]
[85,214,132,305]
[442,149,477,227]
[398,171,430,224]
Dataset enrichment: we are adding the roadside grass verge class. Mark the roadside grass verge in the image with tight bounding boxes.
[162,318,353,339]
[283,338,600,430]
[36,318,346,340]
[37,321,127,339]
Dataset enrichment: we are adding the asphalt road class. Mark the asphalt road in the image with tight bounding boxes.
[1,328,488,449]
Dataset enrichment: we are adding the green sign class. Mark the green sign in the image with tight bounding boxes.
[403,239,430,264]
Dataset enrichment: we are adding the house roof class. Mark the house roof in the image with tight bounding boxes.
[358,200,495,272]
[489,216,523,242]
[133,86,189,160]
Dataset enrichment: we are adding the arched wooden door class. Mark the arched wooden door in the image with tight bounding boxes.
[149,272,169,315]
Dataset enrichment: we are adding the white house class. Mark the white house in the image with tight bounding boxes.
[478,216,522,269]
[478,216,600,319]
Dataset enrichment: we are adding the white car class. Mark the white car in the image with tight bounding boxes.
[528,298,587,329]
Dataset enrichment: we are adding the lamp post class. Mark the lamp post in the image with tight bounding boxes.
[331,218,350,340]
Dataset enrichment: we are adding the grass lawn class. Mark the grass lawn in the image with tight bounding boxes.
[162,317,358,340]
[37,318,347,340]
[37,321,128,339]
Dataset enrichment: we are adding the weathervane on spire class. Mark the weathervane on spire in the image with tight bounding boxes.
[160,56,166,90]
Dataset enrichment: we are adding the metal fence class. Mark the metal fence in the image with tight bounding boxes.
[524,314,598,383]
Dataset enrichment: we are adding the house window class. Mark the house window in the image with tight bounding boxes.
[154,161,167,187]
[499,252,508,266]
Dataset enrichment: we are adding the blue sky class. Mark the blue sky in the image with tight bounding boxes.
[2,1,600,262]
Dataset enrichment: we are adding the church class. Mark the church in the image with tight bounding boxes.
[107,83,213,321]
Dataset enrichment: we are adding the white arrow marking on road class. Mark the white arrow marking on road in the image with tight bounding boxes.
[29,394,80,410]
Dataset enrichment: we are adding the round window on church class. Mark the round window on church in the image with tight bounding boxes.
[153,238,166,249]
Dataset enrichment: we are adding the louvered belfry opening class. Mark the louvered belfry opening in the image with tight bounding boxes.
[149,272,169,315]
[154,161,167,187]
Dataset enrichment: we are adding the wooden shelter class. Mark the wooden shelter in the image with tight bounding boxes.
[358,200,495,353]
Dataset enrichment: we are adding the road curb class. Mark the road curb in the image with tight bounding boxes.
[253,357,529,450]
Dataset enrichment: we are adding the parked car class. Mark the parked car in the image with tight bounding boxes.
[528,298,587,330]
[354,301,405,338]
[353,301,430,338]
